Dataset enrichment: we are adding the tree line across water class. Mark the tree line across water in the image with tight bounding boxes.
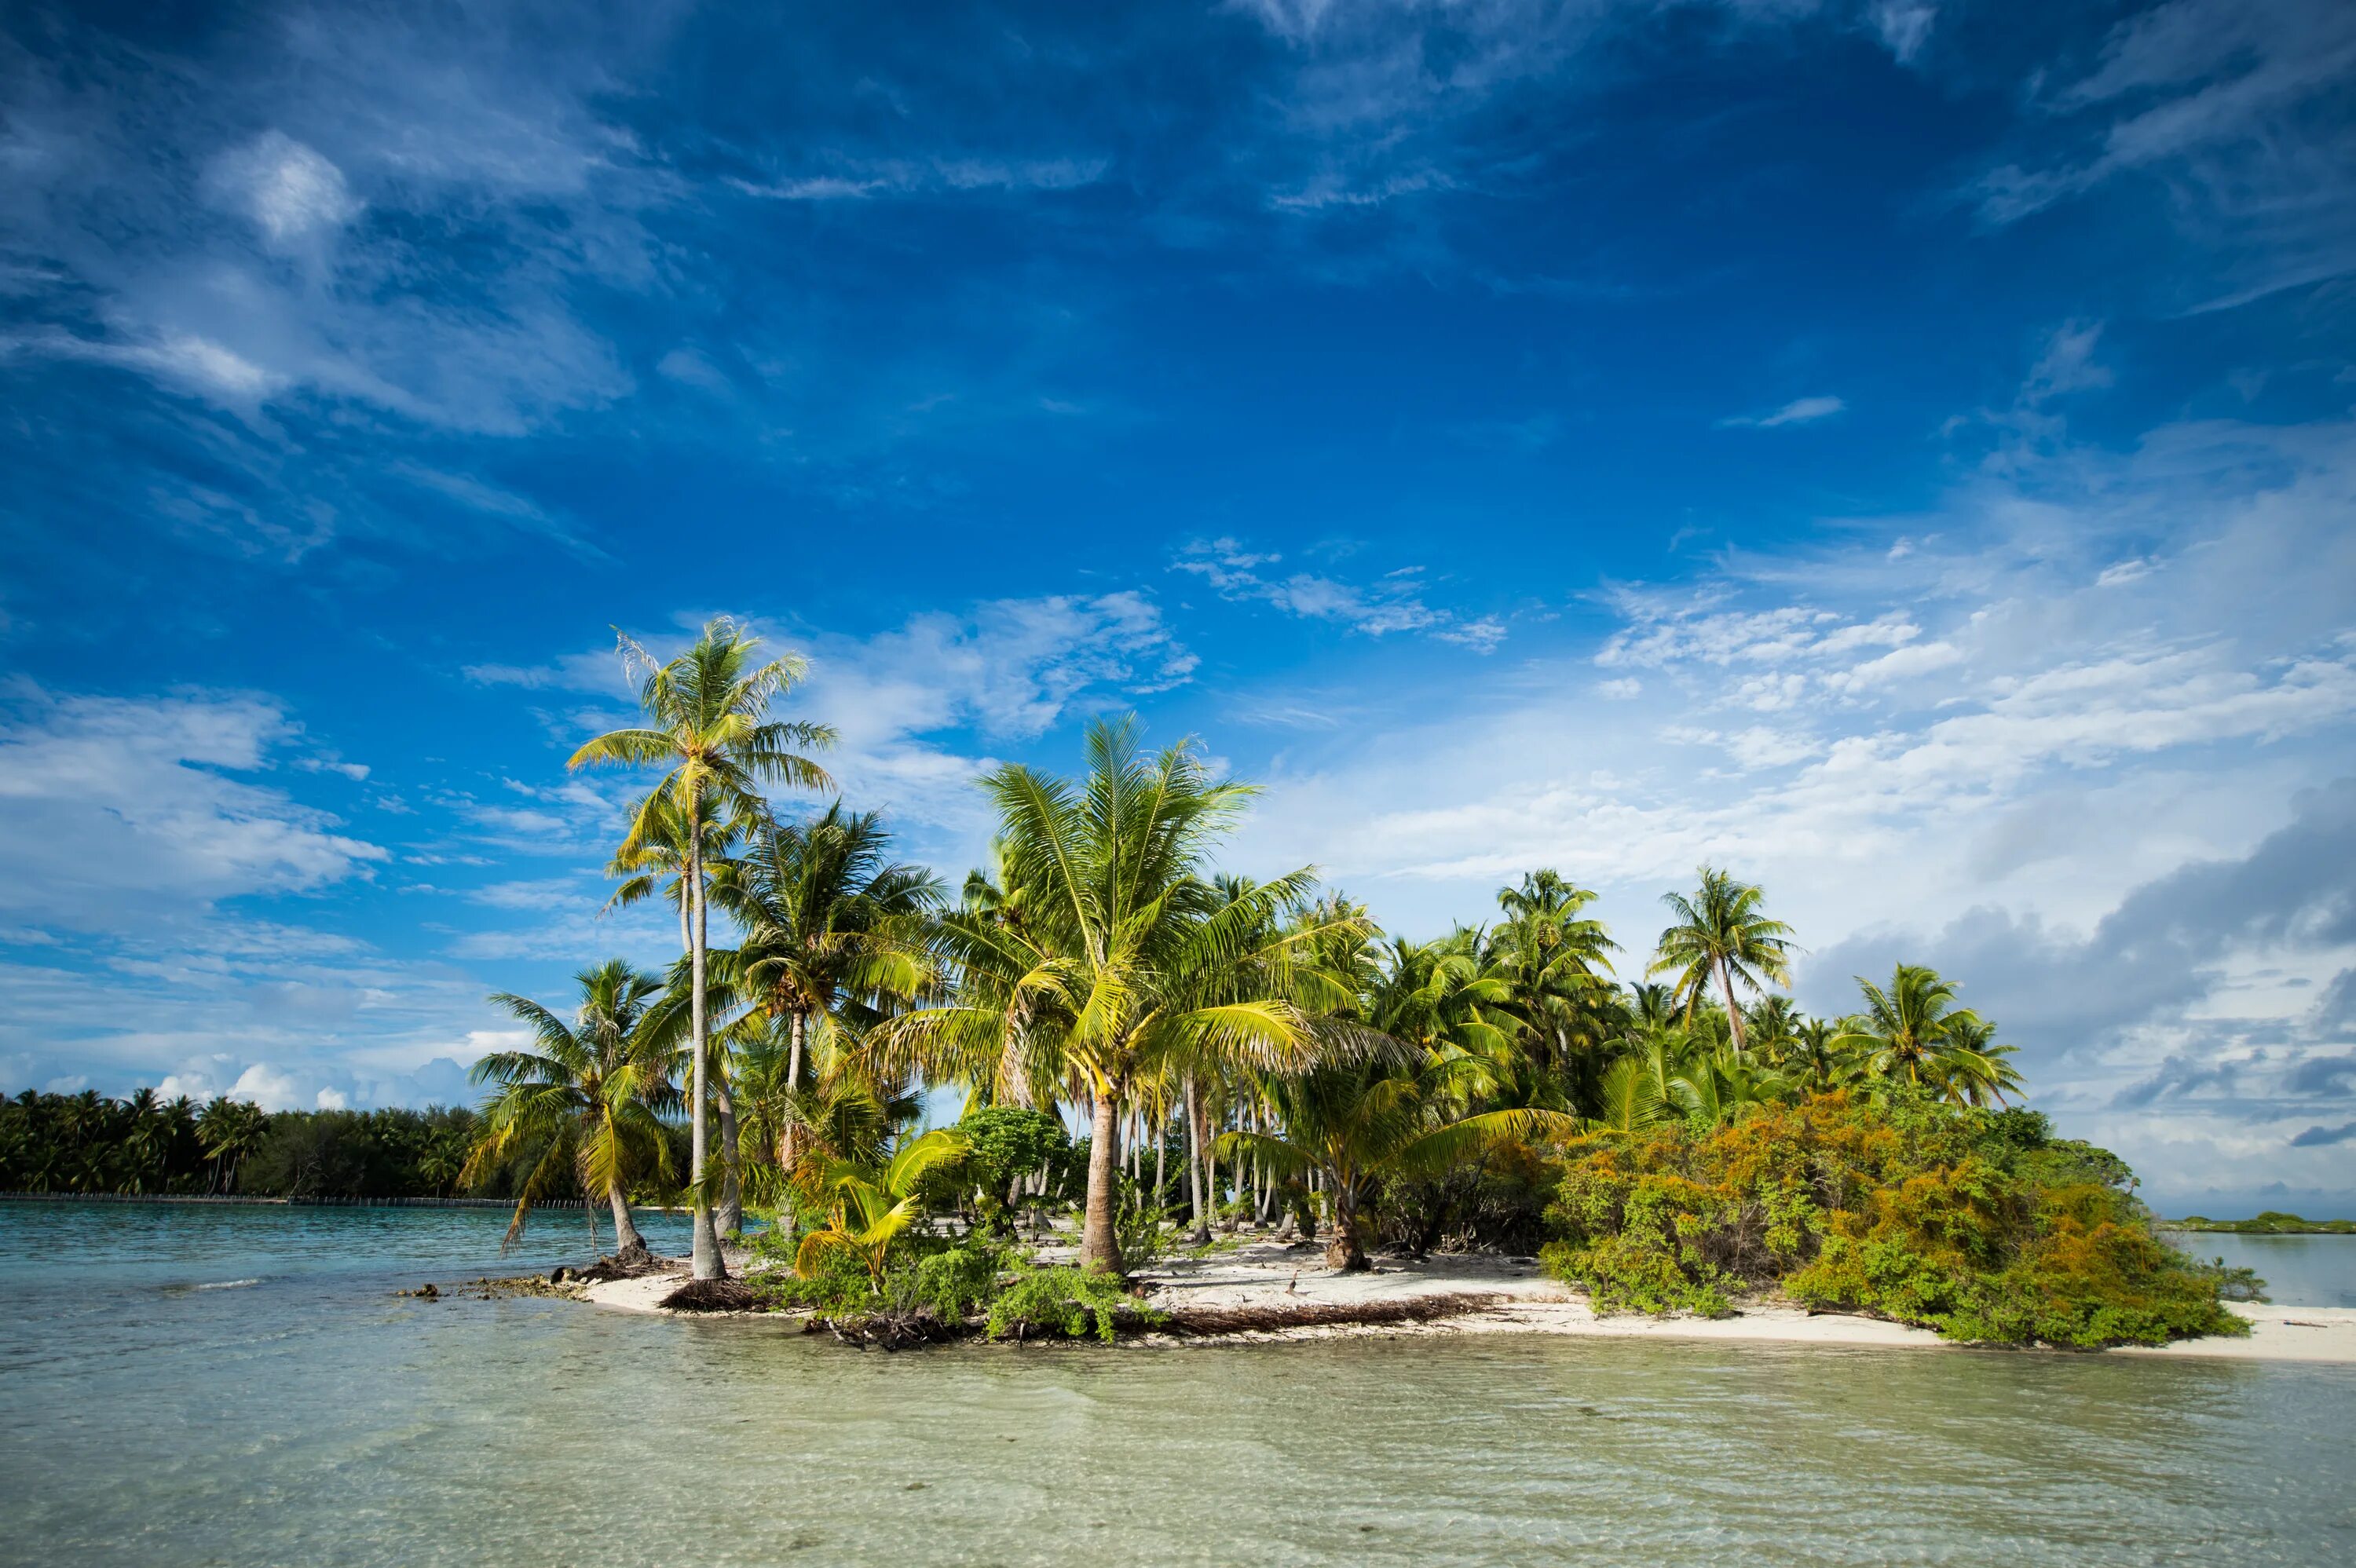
[5,619,2256,1347]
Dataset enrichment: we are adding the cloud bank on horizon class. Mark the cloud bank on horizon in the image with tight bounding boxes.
[2,0,2351,1212]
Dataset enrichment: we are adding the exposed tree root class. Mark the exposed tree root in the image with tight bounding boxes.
[658,1277,766,1312]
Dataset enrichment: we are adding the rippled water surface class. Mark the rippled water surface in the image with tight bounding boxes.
[3,1201,2352,1566]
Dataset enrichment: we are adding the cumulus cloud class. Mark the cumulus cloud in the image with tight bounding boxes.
[0,686,384,931]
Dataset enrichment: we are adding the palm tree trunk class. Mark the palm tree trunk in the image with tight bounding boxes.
[1080,1084,1123,1274]
[609,1181,649,1263]
[781,1009,807,1169]
[1184,1073,1209,1243]
[1325,1174,1368,1270]
[1152,1108,1167,1216]
[1720,959,1747,1055]
[687,826,723,1281]
[715,1069,743,1240]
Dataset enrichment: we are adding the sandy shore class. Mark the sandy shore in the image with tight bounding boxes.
[574,1237,2356,1361]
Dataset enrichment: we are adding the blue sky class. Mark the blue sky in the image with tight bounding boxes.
[3,0,2353,1212]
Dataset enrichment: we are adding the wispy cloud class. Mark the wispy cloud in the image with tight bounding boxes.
[1718,394,1846,429]
[1174,538,1506,651]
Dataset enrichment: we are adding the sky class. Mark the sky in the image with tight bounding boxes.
[2,0,2352,1215]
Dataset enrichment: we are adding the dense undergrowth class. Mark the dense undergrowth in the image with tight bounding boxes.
[1539,1091,2251,1347]
[745,1229,1162,1343]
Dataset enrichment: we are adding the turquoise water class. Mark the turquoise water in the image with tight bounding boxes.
[3,1202,2353,1567]
[2164,1232,2356,1309]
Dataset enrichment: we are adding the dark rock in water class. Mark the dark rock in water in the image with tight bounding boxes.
[549,1265,572,1285]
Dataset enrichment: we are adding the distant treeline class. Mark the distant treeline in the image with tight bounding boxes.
[0,1089,675,1201]
[2167,1212,2354,1234]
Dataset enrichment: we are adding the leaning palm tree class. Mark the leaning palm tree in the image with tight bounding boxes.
[1648,866,1796,1055]
[1930,1014,2026,1107]
[569,616,835,1281]
[880,716,1363,1274]
[463,959,683,1262]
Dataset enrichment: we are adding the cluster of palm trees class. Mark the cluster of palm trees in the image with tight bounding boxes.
[471,617,2025,1280]
[0,1090,466,1198]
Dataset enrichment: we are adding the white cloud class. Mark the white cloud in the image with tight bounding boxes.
[206,131,360,247]
[1718,394,1846,429]
[0,686,385,931]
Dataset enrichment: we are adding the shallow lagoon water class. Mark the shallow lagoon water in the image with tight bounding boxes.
[3,1202,2352,1567]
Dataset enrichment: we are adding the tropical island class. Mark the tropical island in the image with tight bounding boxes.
[5,618,2310,1354]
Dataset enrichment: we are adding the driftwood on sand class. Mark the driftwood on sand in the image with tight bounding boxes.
[1162,1292,1509,1336]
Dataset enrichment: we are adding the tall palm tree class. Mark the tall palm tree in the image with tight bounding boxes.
[602,790,756,1235]
[881,716,1362,1274]
[1648,866,1796,1055]
[569,616,834,1280]
[724,803,941,1172]
[463,959,682,1261]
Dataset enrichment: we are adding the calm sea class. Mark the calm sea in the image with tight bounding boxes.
[2,1201,2351,1566]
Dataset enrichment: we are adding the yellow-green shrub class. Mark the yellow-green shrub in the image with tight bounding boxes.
[1542,1092,2245,1347]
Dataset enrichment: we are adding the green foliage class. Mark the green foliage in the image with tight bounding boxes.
[946,1106,1074,1226]
[1541,1091,2247,1347]
[911,1237,1012,1320]
[0,1090,485,1199]
[982,1264,1162,1343]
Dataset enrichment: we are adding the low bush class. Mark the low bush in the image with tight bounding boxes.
[1540,1091,2247,1347]
[982,1265,1161,1343]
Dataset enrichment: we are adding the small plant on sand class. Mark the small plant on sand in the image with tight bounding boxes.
[982,1265,1162,1343]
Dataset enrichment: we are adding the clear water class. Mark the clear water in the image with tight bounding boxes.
[3,1202,2353,1567]
[2164,1232,2356,1309]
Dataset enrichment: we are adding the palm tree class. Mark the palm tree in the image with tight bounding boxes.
[881,716,1362,1274]
[1933,1014,2026,1107]
[1831,963,1994,1099]
[1487,871,1619,1109]
[463,959,683,1262]
[1219,1057,1578,1270]
[725,803,941,1173]
[569,616,834,1280]
[792,1128,970,1290]
[602,789,756,1237]
[1649,866,1796,1055]
[195,1097,268,1194]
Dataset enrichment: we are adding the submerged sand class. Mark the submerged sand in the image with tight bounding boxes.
[575,1237,2356,1361]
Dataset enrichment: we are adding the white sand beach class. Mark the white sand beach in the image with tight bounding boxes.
[577,1237,2356,1361]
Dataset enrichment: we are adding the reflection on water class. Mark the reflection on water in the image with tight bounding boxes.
[2,1202,2352,1568]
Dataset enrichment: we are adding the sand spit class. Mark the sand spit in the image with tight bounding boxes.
[567,1237,2356,1361]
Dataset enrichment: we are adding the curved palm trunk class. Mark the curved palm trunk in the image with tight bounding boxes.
[1081,1086,1124,1274]
[688,828,723,1281]
[608,1182,650,1264]
[1719,959,1747,1055]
